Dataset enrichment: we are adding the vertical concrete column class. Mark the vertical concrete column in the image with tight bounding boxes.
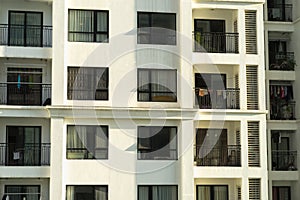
[52,0,67,105]
[257,5,267,111]
[49,117,65,200]
[237,9,247,110]
[179,0,193,109]
[179,120,194,200]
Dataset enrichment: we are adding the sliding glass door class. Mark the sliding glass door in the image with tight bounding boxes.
[6,126,41,166]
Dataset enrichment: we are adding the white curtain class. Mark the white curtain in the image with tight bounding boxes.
[9,12,25,46]
[66,186,75,200]
[152,186,176,200]
[197,186,210,200]
[169,128,177,159]
[95,187,108,200]
[138,187,149,200]
[69,10,93,41]
[67,126,87,153]
[214,186,227,200]
[96,12,108,42]
[94,126,108,158]
[26,12,42,46]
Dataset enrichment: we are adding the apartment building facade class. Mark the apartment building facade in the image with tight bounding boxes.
[264,0,300,199]
[0,0,281,199]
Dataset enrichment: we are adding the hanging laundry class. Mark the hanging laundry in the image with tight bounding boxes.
[17,74,21,89]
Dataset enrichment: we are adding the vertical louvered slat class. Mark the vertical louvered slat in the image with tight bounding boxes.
[245,10,257,54]
[249,179,261,200]
[237,186,242,200]
[248,122,260,167]
[246,66,259,110]
[235,74,240,109]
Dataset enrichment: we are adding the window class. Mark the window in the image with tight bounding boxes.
[6,126,41,166]
[137,69,177,102]
[138,185,177,200]
[66,186,108,200]
[5,185,40,200]
[67,125,108,159]
[272,186,291,200]
[196,185,228,200]
[8,11,43,47]
[137,126,177,160]
[67,67,108,100]
[68,9,108,42]
[137,12,176,45]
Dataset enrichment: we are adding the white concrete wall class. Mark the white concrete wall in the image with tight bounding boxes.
[0,0,52,25]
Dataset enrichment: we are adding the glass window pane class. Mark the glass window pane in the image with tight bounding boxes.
[96,12,108,32]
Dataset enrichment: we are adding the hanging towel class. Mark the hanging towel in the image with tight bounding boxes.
[17,74,21,89]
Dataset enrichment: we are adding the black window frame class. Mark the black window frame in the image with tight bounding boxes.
[138,185,178,200]
[137,69,177,102]
[8,10,43,47]
[5,185,41,200]
[67,67,109,100]
[137,126,178,160]
[66,125,109,160]
[66,185,108,200]
[137,12,176,45]
[68,9,109,43]
[196,185,229,200]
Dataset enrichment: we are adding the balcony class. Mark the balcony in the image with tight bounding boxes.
[195,88,240,109]
[268,4,293,22]
[193,32,239,53]
[272,150,297,171]
[270,100,295,120]
[0,143,50,166]
[194,145,241,167]
[269,52,295,71]
[0,83,51,106]
[0,24,52,47]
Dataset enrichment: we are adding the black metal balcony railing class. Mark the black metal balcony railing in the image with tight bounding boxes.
[272,150,297,171]
[268,4,293,22]
[0,24,52,47]
[270,100,296,120]
[269,52,295,71]
[195,88,240,109]
[194,145,241,166]
[0,83,51,106]
[0,143,50,166]
[193,32,239,53]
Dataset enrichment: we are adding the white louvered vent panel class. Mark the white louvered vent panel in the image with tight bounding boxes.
[248,122,260,167]
[245,10,257,54]
[249,179,261,200]
[246,66,259,110]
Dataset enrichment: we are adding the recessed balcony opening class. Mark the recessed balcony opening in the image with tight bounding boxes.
[271,130,297,171]
[194,122,241,167]
[268,33,295,71]
[267,0,293,22]
[194,65,240,109]
[269,81,295,120]
[192,9,239,53]
[0,126,50,166]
